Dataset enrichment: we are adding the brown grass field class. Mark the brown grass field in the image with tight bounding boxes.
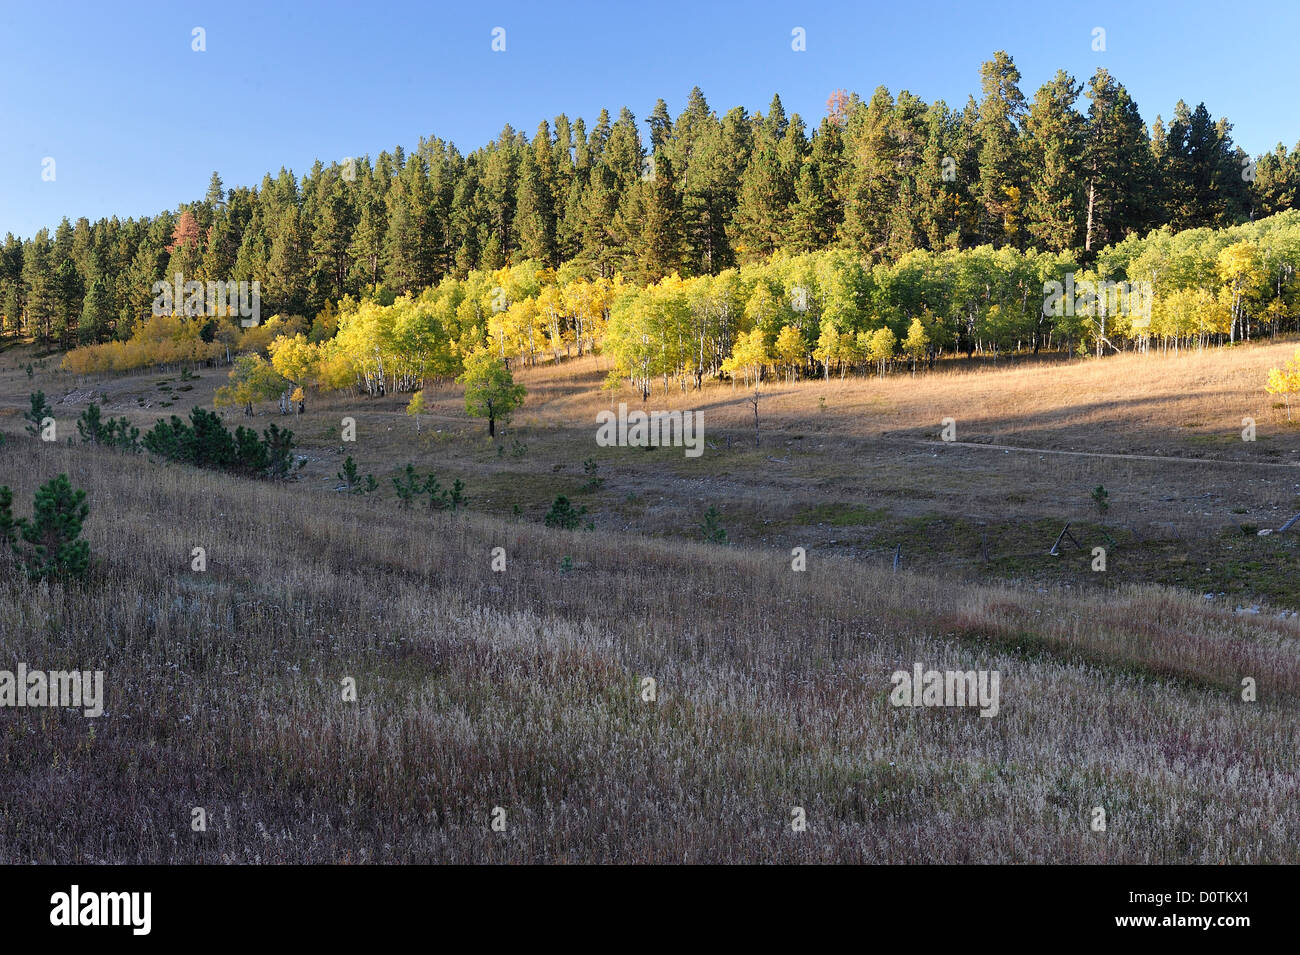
[1,339,1298,862]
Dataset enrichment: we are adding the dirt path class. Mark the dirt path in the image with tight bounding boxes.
[902,438,1300,469]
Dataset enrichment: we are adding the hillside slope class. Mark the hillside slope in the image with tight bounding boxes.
[1,431,1296,862]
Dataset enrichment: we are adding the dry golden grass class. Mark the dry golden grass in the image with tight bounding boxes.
[1,420,1298,862]
[473,338,1300,453]
[3,339,1299,862]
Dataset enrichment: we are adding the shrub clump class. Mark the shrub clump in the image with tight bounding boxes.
[144,407,299,480]
[77,402,141,453]
[544,495,588,530]
[337,456,378,495]
[392,463,466,510]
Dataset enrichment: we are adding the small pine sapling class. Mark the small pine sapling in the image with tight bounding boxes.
[698,505,727,543]
[18,474,91,581]
[24,391,53,438]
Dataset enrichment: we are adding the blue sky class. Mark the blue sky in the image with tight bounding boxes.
[2,0,1296,239]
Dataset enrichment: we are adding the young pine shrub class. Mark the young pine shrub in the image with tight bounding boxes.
[232,426,269,477]
[1091,485,1110,518]
[422,473,448,510]
[698,505,727,544]
[79,403,142,452]
[261,423,297,481]
[76,403,108,445]
[24,391,54,438]
[581,458,605,491]
[338,455,360,492]
[448,479,466,510]
[105,416,141,453]
[337,459,379,496]
[190,408,236,470]
[143,415,192,462]
[544,495,587,530]
[11,474,91,582]
[392,464,422,508]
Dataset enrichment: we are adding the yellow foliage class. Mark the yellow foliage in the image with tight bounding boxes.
[722,328,773,387]
[62,312,224,375]
[1265,346,1300,420]
[268,333,321,388]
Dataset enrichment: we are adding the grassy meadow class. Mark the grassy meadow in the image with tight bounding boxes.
[1,339,1299,862]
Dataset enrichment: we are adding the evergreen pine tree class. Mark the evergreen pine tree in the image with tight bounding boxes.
[19,474,91,581]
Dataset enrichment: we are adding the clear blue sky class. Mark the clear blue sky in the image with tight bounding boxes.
[2,0,1296,240]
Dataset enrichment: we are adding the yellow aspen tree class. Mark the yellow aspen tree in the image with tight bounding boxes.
[813,324,840,380]
[774,325,804,382]
[903,317,929,374]
[406,390,425,433]
[868,326,897,377]
[1265,347,1300,421]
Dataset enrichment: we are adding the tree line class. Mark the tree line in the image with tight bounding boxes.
[56,206,1300,410]
[7,51,1300,353]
